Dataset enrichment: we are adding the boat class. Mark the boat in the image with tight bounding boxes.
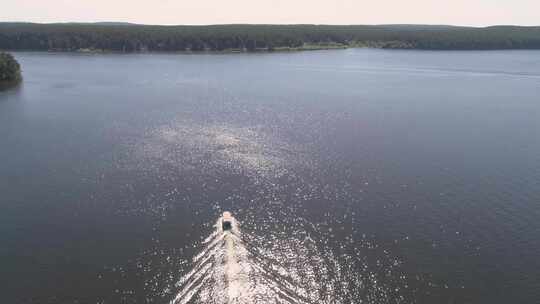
[221,211,233,231]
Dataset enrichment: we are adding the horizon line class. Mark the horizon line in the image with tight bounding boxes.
[2,21,540,28]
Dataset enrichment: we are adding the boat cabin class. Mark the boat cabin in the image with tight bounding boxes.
[222,211,233,231]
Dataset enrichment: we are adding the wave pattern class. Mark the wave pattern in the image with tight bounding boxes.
[170,216,314,304]
[170,214,408,304]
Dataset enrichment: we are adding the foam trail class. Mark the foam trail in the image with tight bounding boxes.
[168,212,411,304]
[224,229,249,303]
[170,214,314,304]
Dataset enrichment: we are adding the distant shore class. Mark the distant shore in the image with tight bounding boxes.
[1,23,540,52]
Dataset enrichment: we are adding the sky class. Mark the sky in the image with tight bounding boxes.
[2,0,539,26]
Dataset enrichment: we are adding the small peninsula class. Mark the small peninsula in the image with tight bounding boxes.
[0,52,22,90]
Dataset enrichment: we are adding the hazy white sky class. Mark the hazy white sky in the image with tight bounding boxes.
[2,0,539,26]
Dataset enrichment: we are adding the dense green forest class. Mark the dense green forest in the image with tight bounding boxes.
[1,23,540,52]
[0,52,21,89]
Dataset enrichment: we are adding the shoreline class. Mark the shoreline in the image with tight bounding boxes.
[0,80,21,91]
[4,45,540,55]
[1,44,350,54]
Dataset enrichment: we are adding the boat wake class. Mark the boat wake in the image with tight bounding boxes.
[170,211,410,304]
[170,213,313,304]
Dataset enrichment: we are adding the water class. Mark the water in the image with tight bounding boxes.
[1,49,539,304]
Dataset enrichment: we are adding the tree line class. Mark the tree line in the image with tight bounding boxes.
[1,23,540,52]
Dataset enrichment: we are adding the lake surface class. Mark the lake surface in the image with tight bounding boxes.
[1,49,539,304]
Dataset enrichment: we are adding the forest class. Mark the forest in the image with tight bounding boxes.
[1,23,540,52]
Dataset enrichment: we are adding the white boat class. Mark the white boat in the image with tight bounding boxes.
[221,211,234,231]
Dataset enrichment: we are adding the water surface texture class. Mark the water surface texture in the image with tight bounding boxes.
[1,50,539,303]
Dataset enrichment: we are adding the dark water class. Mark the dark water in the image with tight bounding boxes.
[1,49,539,304]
